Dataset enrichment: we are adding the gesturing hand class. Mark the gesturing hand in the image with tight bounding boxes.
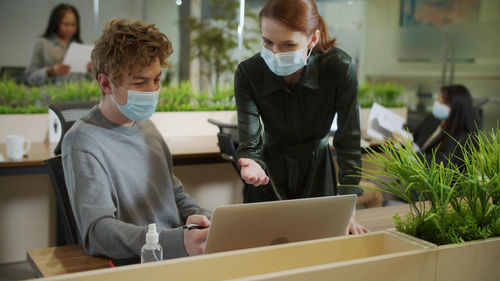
[238,158,269,187]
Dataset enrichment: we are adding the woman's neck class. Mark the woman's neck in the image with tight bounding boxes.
[58,36,70,47]
[282,68,304,89]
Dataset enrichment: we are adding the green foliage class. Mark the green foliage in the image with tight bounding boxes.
[361,127,500,245]
[358,82,405,108]
[157,81,235,112]
[0,78,236,114]
[180,0,259,91]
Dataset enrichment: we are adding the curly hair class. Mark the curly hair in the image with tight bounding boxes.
[91,19,173,83]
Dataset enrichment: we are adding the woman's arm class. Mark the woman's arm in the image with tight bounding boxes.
[234,64,266,170]
[333,60,363,195]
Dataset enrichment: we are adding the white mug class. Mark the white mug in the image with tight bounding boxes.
[6,135,31,160]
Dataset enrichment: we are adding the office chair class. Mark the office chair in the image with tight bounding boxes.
[45,100,99,245]
[207,118,241,172]
[472,97,488,130]
[49,100,99,155]
[0,66,26,84]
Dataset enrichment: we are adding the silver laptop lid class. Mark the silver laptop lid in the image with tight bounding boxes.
[204,194,357,254]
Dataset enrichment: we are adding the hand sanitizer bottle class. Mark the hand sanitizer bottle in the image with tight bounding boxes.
[141,223,163,263]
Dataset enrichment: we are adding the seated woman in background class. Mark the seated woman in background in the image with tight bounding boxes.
[397,84,477,168]
[25,3,91,85]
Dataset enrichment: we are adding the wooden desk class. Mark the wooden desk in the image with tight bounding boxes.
[0,136,222,176]
[26,203,411,278]
[26,245,110,278]
[0,142,56,175]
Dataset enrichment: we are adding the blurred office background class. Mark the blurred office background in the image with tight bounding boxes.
[0,0,499,278]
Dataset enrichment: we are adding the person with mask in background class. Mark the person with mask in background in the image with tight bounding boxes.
[25,3,91,85]
[62,19,211,260]
[234,0,368,235]
[395,84,477,167]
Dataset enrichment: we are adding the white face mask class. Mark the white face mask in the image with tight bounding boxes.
[432,100,450,120]
[260,39,313,76]
[112,83,160,121]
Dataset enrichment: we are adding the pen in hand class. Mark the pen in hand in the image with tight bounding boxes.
[183,224,208,230]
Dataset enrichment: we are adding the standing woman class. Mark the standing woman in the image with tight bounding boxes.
[25,3,90,85]
[235,0,367,234]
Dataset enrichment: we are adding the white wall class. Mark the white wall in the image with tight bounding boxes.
[0,0,180,81]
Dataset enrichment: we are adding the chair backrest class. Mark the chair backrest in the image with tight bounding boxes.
[207,118,240,172]
[45,155,79,245]
[50,100,99,155]
[472,97,488,130]
[46,100,98,245]
[0,66,26,83]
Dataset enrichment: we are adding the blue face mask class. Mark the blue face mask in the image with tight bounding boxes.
[432,100,450,120]
[260,41,313,76]
[112,84,160,121]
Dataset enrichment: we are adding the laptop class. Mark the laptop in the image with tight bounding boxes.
[204,194,357,254]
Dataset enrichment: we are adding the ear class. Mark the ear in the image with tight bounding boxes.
[308,29,320,49]
[97,73,113,96]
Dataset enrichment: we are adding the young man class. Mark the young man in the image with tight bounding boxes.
[62,19,211,259]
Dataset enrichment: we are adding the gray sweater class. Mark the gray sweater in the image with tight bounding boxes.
[62,106,211,259]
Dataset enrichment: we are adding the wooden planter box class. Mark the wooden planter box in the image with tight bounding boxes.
[388,230,500,281]
[33,231,435,281]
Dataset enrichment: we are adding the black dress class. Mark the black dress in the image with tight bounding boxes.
[234,47,363,203]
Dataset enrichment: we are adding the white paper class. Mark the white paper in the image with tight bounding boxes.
[63,42,93,73]
[367,102,405,141]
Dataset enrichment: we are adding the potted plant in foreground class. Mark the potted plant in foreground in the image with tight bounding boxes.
[360,127,500,280]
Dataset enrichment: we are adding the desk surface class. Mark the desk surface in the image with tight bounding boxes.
[0,136,221,169]
[26,202,411,278]
[1,135,381,170]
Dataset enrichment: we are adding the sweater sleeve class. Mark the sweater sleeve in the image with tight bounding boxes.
[63,148,188,259]
[25,39,51,85]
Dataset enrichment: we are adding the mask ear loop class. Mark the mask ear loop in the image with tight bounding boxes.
[304,37,316,63]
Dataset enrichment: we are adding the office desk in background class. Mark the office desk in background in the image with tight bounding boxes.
[0,135,382,175]
[0,136,223,176]
[26,203,411,278]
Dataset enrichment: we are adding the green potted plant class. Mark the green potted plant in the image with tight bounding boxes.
[358,82,407,132]
[360,128,500,280]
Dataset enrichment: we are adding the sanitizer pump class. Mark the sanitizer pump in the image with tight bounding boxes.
[141,223,163,263]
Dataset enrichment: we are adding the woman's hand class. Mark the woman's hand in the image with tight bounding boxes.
[238,158,269,187]
[183,215,211,256]
[52,63,71,76]
[346,211,369,235]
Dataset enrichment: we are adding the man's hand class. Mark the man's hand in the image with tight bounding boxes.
[183,215,211,256]
[238,158,269,187]
[346,211,369,235]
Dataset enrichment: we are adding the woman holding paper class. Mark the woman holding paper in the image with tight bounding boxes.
[395,84,477,167]
[234,0,368,234]
[25,3,91,85]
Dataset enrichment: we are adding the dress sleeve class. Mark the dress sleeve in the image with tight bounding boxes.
[25,39,50,85]
[234,64,267,170]
[333,60,363,195]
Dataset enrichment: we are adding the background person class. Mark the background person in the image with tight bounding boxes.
[25,3,91,85]
[234,0,367,234]
[395,84,477,167]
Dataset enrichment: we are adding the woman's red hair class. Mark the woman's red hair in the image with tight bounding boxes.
[259,0,336,54]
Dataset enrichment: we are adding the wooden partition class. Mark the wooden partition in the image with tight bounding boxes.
[31,231,435,281]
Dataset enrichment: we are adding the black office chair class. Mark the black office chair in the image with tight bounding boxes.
[50,100,100,155]
[207,118,255,198]
[207,118,241,172]
[472,97,488,130]
[45,100,99,245]
[0,66,26,84]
